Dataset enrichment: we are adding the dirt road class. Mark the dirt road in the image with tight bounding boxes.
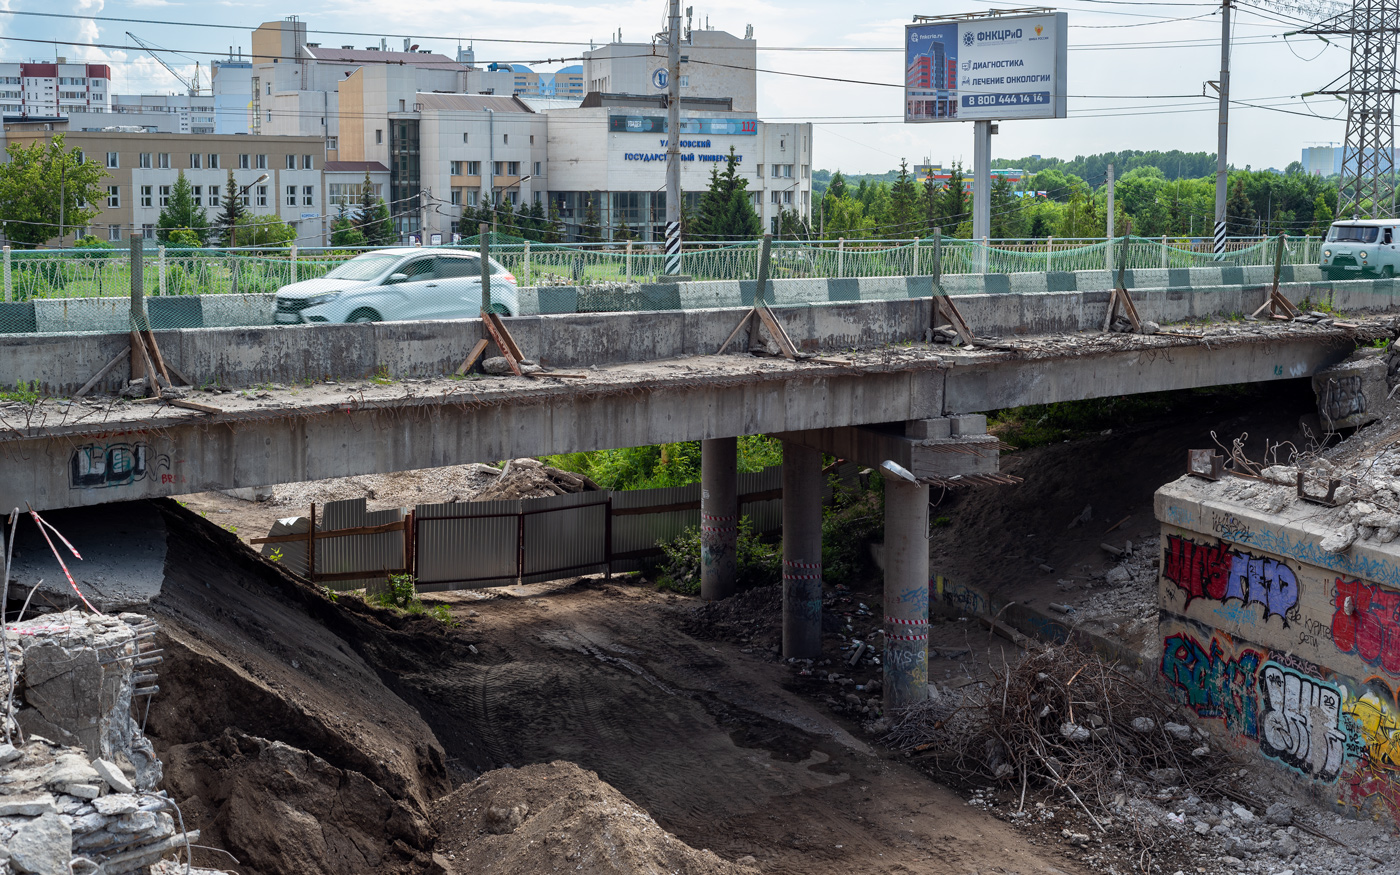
[408,579,1083,875]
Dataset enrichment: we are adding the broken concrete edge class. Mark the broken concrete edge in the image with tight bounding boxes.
[3,276,1397,395]
[1154,473,1400,823]
[928,573,1147,674]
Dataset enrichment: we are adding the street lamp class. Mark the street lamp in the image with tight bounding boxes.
[491,175,533,231]
[228,173,269,248]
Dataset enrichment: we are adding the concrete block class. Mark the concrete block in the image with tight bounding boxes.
[907,418,951,439]
[33,296,130,334]
[199,293,275,328]
[940,274,985,295]
[1128,268,1168,290]
[1073,270,1114,293]
[1313,352,1390,430]
[769,277,830,306]
[1242,265,1274,285]
[679,280,743,310]
[1019,292,1084,335]
[1045,271,1077,292]
[1008,272,1050,295]
[950,413,987,436]
[856,277,910,301]
[1188,267,1223,288]
[7,811,71,875]
[1293,265,1325,283]
[955,293,1021,336]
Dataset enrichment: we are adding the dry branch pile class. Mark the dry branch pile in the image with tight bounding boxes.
[886,644,1235,813]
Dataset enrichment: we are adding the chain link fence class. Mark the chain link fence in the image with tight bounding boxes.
[0,235,1329,336]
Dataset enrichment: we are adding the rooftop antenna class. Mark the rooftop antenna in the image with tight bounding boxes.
[744,23,753,39]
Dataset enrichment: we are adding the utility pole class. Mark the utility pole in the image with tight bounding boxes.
[664,0,683,274]
[1213,0,1231,255]
[972,120,992,240]
[1105,162,1115,272]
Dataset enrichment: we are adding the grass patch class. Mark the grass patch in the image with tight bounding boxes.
[368,573,454,624]
[0,380,41,405]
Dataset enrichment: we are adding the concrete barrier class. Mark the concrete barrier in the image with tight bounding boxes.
[3,272,1399,394]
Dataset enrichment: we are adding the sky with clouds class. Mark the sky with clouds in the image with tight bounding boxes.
[0,0,1357,175]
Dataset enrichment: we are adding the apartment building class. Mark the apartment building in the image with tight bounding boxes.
[0,60,111,119]
[107,95,217,134]
[0,131,388,246]
[583,27,757,114]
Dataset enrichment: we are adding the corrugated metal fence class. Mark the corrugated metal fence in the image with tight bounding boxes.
[255,464,855,591]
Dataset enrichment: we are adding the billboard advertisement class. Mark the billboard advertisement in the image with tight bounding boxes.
[904,12,1067,123]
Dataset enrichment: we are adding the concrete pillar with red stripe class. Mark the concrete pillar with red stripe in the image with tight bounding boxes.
[700,437,738,601]
[880,461,930,711]
[781,441,823,658]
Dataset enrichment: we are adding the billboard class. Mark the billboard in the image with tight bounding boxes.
[904,12,1067,123]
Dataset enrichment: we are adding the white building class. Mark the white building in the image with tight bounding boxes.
[545,93,811,241]
[0,59,111,120]
[583,26,757,114]
[108,94,216,134]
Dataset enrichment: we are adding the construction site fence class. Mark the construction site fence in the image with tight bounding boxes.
[0,235,1328,336]
[258,462,860,591]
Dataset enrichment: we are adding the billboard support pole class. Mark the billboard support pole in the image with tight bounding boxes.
[1213,0,1231,255]
[973,119,991,241]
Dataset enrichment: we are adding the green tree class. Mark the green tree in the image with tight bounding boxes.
[0,135,106,248]
[214,169,245,247]
[921,168,942,235]
[940,163,970,237]
[525,200,546,242]
[888,160,920,239]
[1225,178,1256,237]
[357,197,395,246]
[580,195,601,242]
[543,198,563,243]
[822,196,873,239]
[330,204,366,246]
[165,227,203,248]
[233,214,295,248]
[827,170,847,201]
[1308,193,1334,237]
[695,147,761,241]
[157,170,208,244]
[989,174,1024,239]
[777,207,810,240]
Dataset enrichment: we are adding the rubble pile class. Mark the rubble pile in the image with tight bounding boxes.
[0,611,220,875]
[471,458,599,501]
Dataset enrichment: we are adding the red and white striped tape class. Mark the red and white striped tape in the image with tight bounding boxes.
[884,616,929,627]
[885,631,928,642]
[784,560,821,570]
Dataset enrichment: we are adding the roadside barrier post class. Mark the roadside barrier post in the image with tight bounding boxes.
[479,222,491,316]
[837,238,845,278]
[3,246,10,302]
[625,240,633,283]
[980,236,989,275]
[290,245,298,285]
[1161,235,1169,269]
[912,237,920,276]
[522,240,531,287]
[1046,235,1053,272]
[158,246,166,297]
[130,235,147,331]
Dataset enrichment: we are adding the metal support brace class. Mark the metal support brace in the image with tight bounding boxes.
[928,227,975,346]
[1102,226,1142,333]
[1250,233,1301,320]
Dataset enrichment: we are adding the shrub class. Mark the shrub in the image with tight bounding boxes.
[651,517,781,595]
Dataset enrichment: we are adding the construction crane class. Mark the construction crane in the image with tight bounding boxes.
[127,32,204,96]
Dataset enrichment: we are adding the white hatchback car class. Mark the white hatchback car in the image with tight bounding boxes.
[272,248,519,324]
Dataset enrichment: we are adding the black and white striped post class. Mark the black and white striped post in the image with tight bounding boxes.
[1213,221,1227,256]
[665,220,681,276]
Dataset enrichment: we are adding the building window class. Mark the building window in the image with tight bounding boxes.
[241,189,251,207]
[506,190,519,206]
[326,136,338,150]
[256,185,268,207]
[450,188,462,205]
[107,186,120,207]
[755,164,763,177]
[106,152,118,169]
[467,191,478,206]
[462,133,468,143]
[209,186,220,207]
[159,185,171,207]
[265,83,271,96]
[375,129,383,145]
[302,185,314,206]
[302,155,313,170]
[286,185,297,206]
[802,164,810,179]
[239,154,250,169]
[157,153,170,169]
[533,190,542,204]
[506,161,520,176]
[770,190,779,204]
[142,223,155,240]
[783,190,793,204]
[192,186,202,206]
[190,154,201,169]
[450,161,462,175]
[285,155,295,170]
[503,134,509,145]
[140,185,152,208]
[466,160,480,176]
[255,154,267,170]
[529,135,535,144]
[208,154,219,169]
[138,153,151,169]
[533,161,541,176]
[108,224,121,242]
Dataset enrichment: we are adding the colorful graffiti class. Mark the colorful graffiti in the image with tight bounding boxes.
[1161,632,1263,736]
[1163,534,1299,624]
[1258,662,1347,780]
[69,441,171,489]
[1332,579,1400,677]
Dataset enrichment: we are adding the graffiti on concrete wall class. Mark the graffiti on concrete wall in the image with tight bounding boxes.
[1258,662,1347,781]
[1162,632,1264,737]
[69,441,171,489]
[1162,534,1300,624]
[1319,375,1367,424]
[1332,578,1400,677]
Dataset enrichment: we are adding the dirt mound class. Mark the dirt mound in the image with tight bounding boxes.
[164,729,435,875]
[472,458,599,501]
[680,582,781,644]
[431,761,758,875]
[142,500,454,874]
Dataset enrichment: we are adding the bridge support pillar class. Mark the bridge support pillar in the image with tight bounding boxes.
[700,437,738,601]
[781,440,823,659]
[881,465,930,712]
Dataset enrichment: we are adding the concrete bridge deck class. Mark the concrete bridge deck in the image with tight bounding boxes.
[1,314,1381,512]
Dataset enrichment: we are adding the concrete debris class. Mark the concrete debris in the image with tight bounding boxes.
[117,378,147,399]
[1131,717,1155,733]
[1319,523,1359,554]
[1163,722,1193,741]
[1266,802,1294,826]
[1,611,225,875]
[481,357,543,376]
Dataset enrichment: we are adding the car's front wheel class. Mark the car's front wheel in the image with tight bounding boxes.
[486,302,513,316]
[347,308,382,323]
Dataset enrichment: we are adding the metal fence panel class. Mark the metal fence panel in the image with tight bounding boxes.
[520,491,609,584]
[317,498,407,590]
[414,499,521,590]
[259,515,310,578]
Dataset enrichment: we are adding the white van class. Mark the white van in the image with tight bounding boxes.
[1321,219,1400,279]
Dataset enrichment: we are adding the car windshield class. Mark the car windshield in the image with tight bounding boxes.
[1329,225,1380,243]
[324,253,402,281]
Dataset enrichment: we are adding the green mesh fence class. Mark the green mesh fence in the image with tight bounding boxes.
[0,235,1332,336]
